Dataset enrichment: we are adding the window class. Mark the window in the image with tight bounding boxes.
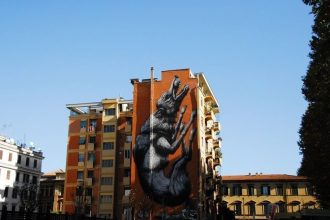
[221,185,229,196]
[0,150,3,159]
[306,185,314,195]
[87,152,95,161]
[105,108,116,116]
[291,184,298,195]
[12,187,18,199]
[261,185,270,196]
[104,125,115,133]
[23,174,30,183]
[232,184,242,196]
[11,205,16,212]
[234,202,242,215]
[87,170,93,178]
[80,120,87,129]
[4,187,9,197]
[77,171,84,180]
[32,176,37,184]
[277,202,286,213]
[78,153,84,162]
[76,186,83,196]
[124,149,131,159]
[101,177,113,185]
[103,142,114,150]
[248,184,254,196]
[262,203,270,215]
[126,135,132,143]
[8,153,12,161]
[33,159,37,168]
[124,169,130,177]
[89,119,97,132]
[276,184,283,196]
[79,137,86,145]
[102,160,113,167]
[85,188,92,196]
[16,172,20,182]
[100,195,112,203]
[17,155,21,164]
[89,136,96,144]
[6,170,10,180]
[124,188,131,196]
[126,118,132,126]
[26,157,30,166]
[248,203,256,215]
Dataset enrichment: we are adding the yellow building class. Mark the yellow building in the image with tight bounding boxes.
[221,174,318,220]
[39,169,65,213]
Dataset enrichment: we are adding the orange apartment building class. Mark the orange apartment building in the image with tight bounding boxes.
[64,99,133,219]
[131,69,222,219]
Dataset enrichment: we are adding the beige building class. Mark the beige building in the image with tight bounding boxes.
[221,174,318,220]
[39,169,65,213]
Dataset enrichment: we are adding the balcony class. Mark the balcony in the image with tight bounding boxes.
[213,140,219,149]
[88,125,96,134]
[87,161,94,169]
[86,178,93,186]
[85,196,92,204]
[124,142,131,149]
[100,185,114,192]
[125,124,132,133]
[123,177,130,186]
[213,122,219,131]
[205,130,212,140]
[124,158,130,168]
[122,195,129,204]
[99,203,113,211]
[101,167,115,175]
[102,149,115,157]
[205,150,212,159]
[79,144,85,150]
[87,143,94,151]
[213,158,220,168]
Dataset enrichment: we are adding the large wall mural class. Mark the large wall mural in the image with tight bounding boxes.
[133,75,197,213]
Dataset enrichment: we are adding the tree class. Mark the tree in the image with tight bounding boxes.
[19,183,41,212]
[298,0,330,208]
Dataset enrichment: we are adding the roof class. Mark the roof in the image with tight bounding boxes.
[222,174,308,182]
[43,169,65,177]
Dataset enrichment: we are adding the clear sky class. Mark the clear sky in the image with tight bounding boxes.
[0,1,313,175]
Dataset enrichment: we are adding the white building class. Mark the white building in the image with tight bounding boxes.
[0,135,44,212]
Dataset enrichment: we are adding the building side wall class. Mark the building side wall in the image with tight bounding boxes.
[131,69,199,218]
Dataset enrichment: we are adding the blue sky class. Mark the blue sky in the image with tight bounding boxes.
[0,1,313,175]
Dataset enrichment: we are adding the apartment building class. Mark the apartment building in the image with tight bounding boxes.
[131,69,221,219]
[39,169,65,213]
[0,135,44,212]
[222,174,319,220]
[64,98,132,219]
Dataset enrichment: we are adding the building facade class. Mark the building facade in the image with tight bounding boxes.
[39,169,65,213]
[222,174,319,220]
[131,69,222,219]
[0,135,44,212]
[64,99,132,219]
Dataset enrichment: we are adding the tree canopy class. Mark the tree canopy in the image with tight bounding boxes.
[298,0,330,208]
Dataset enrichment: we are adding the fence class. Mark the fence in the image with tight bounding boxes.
[0,210,109,220]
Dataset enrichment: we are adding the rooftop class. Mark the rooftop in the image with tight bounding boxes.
[222,174,308,182]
